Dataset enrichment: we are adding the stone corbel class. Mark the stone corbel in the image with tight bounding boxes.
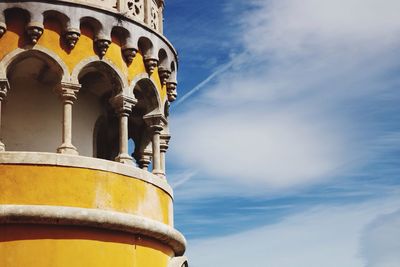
[65,27,81,49]
[166,81,178,102]
[122,45,138,65]
[0,22,7,38]
[143,55,158,75]
[95,36,111,57]
[26,22,44,44]
[158,66,171,85]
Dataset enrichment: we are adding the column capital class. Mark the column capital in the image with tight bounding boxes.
[0,79,10,101]
[111,94,138,116]
[58,82,81,103]
[143,113,166,133]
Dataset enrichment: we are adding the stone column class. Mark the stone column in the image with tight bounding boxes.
[57,83,81,155]
[160,134,170,176]
[150,125,163,175]
[111,94,137,164]
[144,0,152,25]
[158,0,165,34]
[0,79,10,151]
[144,114,165,176]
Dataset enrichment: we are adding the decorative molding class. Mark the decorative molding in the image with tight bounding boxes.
[122,45,138,64]
[26,22,44,44]
[65,28,81,49]
[95,38,111,57]
[0,205,186,256]
[110,93,138,115]
[143,113,166,131]
[144,56,158,74]
[166,81,177,102]
[158,66,171,85]
[57,82,81,103]
[0,22,6,38]
[0,152,174,197]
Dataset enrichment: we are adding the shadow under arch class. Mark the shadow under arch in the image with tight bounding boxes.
[2,48,66,152]
[1,46,70,83]
[73,59,125,159]
[129,76,163,166]
[71,56,128,88]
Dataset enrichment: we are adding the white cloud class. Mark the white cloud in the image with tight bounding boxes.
[187,197,400,267]
[361,210,400,267]
[169,0,400,195]
[243,0,400,55]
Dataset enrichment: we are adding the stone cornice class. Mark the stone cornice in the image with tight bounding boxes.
[0,204,186,256]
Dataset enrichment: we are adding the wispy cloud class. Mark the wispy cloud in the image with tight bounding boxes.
[169,0,400,197]
[187,196,400,267]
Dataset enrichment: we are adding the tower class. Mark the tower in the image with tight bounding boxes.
[0,1,187,266]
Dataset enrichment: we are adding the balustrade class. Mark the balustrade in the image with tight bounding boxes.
[58,0,164,33]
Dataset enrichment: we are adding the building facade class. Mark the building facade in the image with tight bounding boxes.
[0,0,187,266]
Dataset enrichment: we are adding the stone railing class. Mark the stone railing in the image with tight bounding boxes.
[58,0,164,33]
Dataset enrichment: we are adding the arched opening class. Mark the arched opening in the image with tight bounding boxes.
[2,51,63,152]
[4,8,31,47]
[130,78,160,167]
[73,61,122,159]
[138,37,154,57]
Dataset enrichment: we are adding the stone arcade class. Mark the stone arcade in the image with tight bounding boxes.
[0,1,187,266]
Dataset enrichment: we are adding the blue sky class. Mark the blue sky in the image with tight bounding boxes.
[163,0,400,266]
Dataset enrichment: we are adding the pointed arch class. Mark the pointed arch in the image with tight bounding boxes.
[130,73,162,115]
[71,56,128,90]
[0,46,70,83]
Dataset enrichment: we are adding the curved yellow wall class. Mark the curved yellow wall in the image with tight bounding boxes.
[0,165,173,226]
[0,225,173,267]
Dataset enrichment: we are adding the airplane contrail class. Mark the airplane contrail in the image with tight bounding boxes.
[174,58,238,106]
